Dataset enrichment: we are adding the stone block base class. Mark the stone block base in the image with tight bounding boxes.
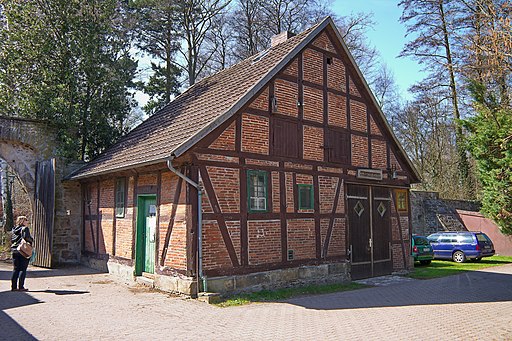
[205,261,350,295]
[81,254,196,295]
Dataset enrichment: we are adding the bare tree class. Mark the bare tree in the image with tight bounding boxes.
[458,0,511,106]
[204,11,236,73]
[176,0,230,86]
[392,88,465,197]
[399,0,473,198]
[230,0,269,61]
[336,12,379,77]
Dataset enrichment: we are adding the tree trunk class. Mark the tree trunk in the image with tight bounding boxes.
[439,0,472,198]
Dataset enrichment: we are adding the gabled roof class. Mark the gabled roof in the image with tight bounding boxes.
[69,17,420,182]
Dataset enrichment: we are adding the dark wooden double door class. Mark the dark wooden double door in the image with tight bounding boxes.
[347,184,392,280]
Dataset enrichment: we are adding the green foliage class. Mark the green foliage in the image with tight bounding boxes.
[409,256,512,279]
[464,83,512,234]
[137,62,181,115]
[129,0,182,114]
[217,282,368,307]
[0,0,138,161]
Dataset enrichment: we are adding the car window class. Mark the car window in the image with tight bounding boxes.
[457,235,473,243]
[437,235,457,243]
[414,237,429,245]
[438,236,454,243]
[428,234,439,242]
[477,234,491,242]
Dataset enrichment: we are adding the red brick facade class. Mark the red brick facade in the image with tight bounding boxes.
[81,26,414,286]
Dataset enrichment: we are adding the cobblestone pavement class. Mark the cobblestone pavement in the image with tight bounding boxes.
[1,261,512,341]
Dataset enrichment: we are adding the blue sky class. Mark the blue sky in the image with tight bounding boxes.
[332,0,425,98]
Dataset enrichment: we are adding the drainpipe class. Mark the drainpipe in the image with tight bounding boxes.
[166,156,206,293]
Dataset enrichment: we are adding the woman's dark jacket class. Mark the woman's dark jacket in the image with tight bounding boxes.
[11,225,34,253]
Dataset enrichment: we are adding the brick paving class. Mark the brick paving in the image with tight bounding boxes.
[1,261,512,340]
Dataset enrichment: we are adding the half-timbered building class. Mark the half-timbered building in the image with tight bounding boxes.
[69,17,420,296]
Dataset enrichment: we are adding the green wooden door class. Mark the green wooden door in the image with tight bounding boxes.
[136,196,157,275]
[144,199,157,273]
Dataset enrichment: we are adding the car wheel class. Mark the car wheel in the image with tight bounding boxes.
[452,251,466,263]
[420,260,431,265]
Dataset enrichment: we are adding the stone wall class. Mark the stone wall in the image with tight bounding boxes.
[0,116,83,265]
[206,261,350,295]
[53,161,84,264]
[410,191,481,236]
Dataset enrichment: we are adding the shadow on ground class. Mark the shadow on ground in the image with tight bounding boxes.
[286,269,512,310]
[0,262,104,281]
[1,264,93,339]
[0,291,41,340]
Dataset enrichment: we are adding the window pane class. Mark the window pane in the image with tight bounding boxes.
[248,171,268,212]
[477,234,490,242]
[115,178,125,217]
[458,235,473,243]
[413,236,429,245]
[298,185,313,209]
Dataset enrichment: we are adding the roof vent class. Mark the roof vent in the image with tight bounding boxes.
[252,49,269,63]
[271,31,296,47]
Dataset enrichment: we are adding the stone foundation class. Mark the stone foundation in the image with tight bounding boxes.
[205,262,351,295]
[81,254,350,297]
[81,253,196,295]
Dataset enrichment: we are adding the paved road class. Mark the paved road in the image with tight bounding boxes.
[1,261,512,340]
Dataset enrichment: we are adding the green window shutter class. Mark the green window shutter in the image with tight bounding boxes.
[115,178,126,218]
[247,170,268,213]
[298,184,313,209]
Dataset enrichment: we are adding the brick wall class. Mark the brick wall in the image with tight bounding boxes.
[303,86,324,123]
[371,139,387,169]
[351,135,369,168]
[82,170,190,272]
[327,57,345,91]
[209,121,236,151]
[249,86,269,111]
[303,48,323,85]
[287,219,316,260]
[274,79,298,117]
[115,176,135,259]
[207,166,240,213]
[98,179,114,255]
[312,32,337,54]
[159,171,187,270]
[241,113,269,155]
[320,218,346,257]
[202,220,236,270]
[350,100,367,133]
[303,125,323,161]
[248,220,281,265]
[328,92,347,127]
[84,181,98,253]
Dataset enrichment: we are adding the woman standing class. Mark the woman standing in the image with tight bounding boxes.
[11,216,34,292]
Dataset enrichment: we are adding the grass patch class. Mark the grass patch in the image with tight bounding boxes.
[410,255,512,279]
[217,282,369,307]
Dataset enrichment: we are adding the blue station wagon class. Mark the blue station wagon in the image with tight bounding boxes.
[427,231,495,263]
